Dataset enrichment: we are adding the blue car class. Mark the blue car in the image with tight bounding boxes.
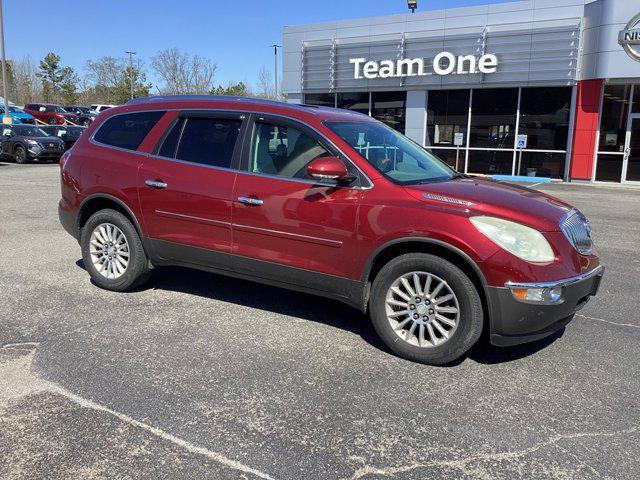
[0,106,35,124]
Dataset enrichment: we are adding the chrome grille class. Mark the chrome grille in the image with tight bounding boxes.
[561,210,592,255]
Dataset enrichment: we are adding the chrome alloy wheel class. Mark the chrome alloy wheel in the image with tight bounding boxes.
[89,223,130,279]
[385,271,460,348]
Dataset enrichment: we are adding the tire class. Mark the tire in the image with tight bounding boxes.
[82,118,91,127]
[14,145,28,164]
[369,253,483,365]
[80,209,151,291]
[48,117,57,125]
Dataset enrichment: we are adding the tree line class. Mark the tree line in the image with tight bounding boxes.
[1,48,281,106]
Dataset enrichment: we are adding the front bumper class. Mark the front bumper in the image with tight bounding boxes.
[487,265,604,346]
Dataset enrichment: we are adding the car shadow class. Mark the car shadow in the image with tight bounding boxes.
[75,260,565,366]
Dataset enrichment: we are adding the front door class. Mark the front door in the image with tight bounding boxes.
[623,115,640,183]
[231,116,363,295]
[138,112,246,268]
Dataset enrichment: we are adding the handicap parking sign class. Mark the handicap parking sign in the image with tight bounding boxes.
[517,134,528,149]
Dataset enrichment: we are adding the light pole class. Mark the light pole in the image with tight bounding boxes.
[271,44,281,100]
[0,0,10,123]
[125,51,136,100]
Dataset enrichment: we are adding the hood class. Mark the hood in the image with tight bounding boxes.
[31,136,65,144]
[403,177,573,232]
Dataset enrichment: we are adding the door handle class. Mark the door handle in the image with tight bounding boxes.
[145,179,168,189]
[237,196,263,206]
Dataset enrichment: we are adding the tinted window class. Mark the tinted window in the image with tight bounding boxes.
[304,93,335,107]
[94,111,164,150]
[372,91,406,133]
[175,117,241,168]
[337,92,369,114]
[250,122,330,179]
[427,89,470,147]
[598,85,631,153]
[158,118,185,158]
[469,88,518,149]
[519,87,571,150]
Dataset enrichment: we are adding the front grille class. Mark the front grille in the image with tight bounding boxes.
[561,210,593,255]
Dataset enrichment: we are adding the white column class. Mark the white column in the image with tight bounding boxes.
[405,90,427,144]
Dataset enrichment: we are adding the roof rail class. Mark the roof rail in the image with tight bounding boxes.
[124,94,293,107]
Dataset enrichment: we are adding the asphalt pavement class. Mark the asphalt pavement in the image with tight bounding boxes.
[0,162,638,479]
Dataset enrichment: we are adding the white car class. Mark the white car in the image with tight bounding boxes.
[90,104,118,113]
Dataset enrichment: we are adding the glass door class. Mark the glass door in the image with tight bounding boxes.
[623,115,640,183]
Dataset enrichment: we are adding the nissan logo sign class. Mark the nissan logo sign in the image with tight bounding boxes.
[619,12,640,61]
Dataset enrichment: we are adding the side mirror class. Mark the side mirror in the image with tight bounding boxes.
[307,156,356,184]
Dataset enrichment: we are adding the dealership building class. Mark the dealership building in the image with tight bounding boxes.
[282,0,640,183]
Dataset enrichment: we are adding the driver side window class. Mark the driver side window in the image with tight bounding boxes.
[250,122,330,180]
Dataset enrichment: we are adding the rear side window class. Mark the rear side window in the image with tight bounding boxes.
[93,111,164,151]
[174,117,242,168]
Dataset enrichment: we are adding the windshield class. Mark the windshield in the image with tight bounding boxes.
[324,121,455,185]
[14,126,49,137]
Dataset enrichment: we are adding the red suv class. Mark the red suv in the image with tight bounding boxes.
[58,96,603,365]
[23,103,79,125]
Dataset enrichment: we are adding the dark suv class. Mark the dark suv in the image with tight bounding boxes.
[39,125,87,150]
[58,96,603,364]
[63,106,97,127]
[2,124,65,163]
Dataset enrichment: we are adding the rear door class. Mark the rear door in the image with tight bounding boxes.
[138,111,248,269]
[231,114,363,294]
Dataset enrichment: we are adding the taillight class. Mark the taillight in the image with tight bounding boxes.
[60,151,70,169]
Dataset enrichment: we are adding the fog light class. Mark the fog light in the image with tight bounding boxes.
[510,286,563,304]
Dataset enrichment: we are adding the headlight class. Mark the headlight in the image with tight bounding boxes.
[470,216,555,263]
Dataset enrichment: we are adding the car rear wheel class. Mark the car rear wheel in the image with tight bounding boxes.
[14,146,27,164]
[369,253,483,365]
[80,209,151,291]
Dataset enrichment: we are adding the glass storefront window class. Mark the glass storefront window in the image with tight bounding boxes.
[372,91,406,133]
[337,92,369,114]
[633,85,640,114]
[519,87,571,150]
[467,150,513,175]
[469,88,518,149]
[427,148,464,170]
[595,154,624,182]
[304,93,335,107]
[598,85,631,153]
[517,152,566,179]
[426,90,470,147]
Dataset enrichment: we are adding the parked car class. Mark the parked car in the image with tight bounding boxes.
[90,104,117,113]
[23,103,80,125]
[62,106,97,127]
[58,96,603,365]
[39,125,87,150]
[1,124,65,163]
[0,105,35,124]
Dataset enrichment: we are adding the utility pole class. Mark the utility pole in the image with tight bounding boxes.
[125,51,136,100]
[0,0,10,123]
[271,44,281,100]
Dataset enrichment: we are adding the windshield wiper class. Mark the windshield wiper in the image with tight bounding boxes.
[450,172,469,180]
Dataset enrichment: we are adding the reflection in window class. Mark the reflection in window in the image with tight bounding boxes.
[304,93,335,107]
[469,88,518,149]
[372,91,406,133]
[251,122,330,180]
[517,152,566,179]
[176,117,242,168]
[427,90,470,147]
[467,150,513,175]
[427,148,463,171]
[337,92,369,114]
[598,85,631,153]
[519,87,571,150]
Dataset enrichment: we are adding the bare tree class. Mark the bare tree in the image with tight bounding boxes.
[256,66,274,99]
[8,56,41,104]
[151,48,217,94]
[85,56,151,104]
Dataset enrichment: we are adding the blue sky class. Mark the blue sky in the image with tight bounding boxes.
[5,0,514,89]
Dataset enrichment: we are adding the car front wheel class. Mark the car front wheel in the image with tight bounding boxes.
[14,145,28,164]
[82,118,91,127]
[369,253,484,365]
[48,117,58,125]
[80,209,151,291]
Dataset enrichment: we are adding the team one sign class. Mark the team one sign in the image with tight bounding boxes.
[349,53,498,79]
